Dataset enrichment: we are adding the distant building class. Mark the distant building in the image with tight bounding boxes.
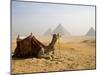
[44,28,52,36]
[86,27,95,36]
[52,24,71,36]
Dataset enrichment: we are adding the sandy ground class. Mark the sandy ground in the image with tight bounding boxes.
[11,36,96,74]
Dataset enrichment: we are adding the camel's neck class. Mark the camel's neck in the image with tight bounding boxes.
[48,34,58,48]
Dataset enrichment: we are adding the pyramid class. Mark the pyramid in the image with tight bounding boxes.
[86,27,95,36]
[44,28,52,36]
[52,24,70,36]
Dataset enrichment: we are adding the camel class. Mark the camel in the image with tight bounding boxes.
[12,33,59,59]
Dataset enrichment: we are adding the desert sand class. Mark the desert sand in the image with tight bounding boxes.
[11,36,96,74]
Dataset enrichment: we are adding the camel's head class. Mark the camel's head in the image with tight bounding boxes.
[53,33,61,39]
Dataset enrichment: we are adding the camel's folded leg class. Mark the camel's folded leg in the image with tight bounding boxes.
[37,48,45,58]
[37,48,54,60]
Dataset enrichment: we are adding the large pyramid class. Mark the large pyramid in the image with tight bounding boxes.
[44,28,52,36]
[52,24,70,36]
[86,27,95,36]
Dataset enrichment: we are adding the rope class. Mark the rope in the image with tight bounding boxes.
[57,33,61,58]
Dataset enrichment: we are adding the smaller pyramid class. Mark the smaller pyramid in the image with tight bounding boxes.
[44,28,52,36]
[86,27,95,36]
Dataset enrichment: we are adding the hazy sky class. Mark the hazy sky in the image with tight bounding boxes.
[12,1,95,37]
